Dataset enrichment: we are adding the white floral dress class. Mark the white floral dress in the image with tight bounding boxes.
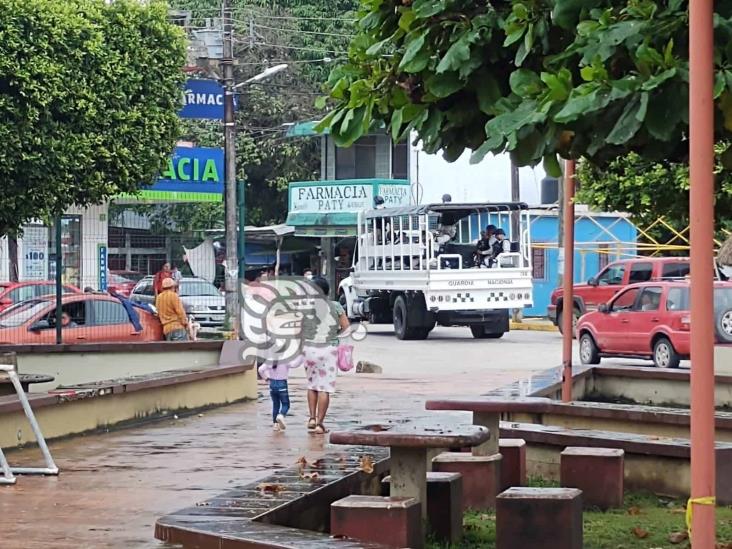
[302,301,344,394]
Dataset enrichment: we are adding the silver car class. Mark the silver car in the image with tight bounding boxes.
[130,276,225,327]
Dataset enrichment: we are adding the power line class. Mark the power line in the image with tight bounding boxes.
[179,8,357,22]
[251,22,355,39]
[235,57,345,66]
[239,40,348,55]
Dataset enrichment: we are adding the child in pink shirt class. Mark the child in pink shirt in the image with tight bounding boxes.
[258,354,303,431]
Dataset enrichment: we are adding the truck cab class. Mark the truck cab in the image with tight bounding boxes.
[339,202,534,340]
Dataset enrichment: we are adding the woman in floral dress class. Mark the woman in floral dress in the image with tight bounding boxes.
[302,276,349,434]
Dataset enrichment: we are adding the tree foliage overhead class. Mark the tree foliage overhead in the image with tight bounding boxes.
[576,148,732,233]
[0,0,186,236]
[317,0,732,176]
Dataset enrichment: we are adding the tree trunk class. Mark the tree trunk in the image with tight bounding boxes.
[8,234,19,282]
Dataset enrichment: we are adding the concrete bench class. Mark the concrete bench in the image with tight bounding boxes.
[496,487,583,549]
[500,421,732,503]
[382,472,462,543]
[331,496,422,549]
[560,447,624,509]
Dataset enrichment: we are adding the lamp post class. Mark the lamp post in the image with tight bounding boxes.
[222,58,287,333]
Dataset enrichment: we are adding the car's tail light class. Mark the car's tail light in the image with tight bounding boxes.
[678,315,691,331]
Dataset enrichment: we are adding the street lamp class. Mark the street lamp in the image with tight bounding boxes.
[234,64,288,88]
[222,63,288,333]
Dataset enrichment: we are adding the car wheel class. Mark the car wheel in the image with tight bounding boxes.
[557,307,580,339]
[579,333,601,365]
[653,337,680,369]
[716,308,732,344]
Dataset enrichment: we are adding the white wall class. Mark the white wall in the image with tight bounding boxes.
[409,141,545,206]
[0,204,108,289]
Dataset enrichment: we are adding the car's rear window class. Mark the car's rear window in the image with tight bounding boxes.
[661,262,690,279]
[666,287,732,311]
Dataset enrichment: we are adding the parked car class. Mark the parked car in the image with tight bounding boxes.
[577,281,732,368]
[130,277,225,327]
[107,273,138,297]
[548,257,691,335]
[0,281,80,312]
[0,294,163,344]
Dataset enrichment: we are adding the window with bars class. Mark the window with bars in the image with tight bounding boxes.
[335,136,376,179]
[532,246,546,280]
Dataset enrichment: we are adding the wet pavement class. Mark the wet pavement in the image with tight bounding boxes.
[0,327,563,548]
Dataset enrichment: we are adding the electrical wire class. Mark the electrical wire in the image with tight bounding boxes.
[238,40,348,55]
[251,23,355,39]
[234,57,345,66]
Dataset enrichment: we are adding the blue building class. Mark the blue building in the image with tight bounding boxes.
[452,207,638,316]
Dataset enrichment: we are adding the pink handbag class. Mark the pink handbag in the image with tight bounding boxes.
[337,344,355,372]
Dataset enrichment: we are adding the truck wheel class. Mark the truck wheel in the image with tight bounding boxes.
[653,337,680,369]
[557,306,580,339]
[470,325,504,339]
[393,295,411,340]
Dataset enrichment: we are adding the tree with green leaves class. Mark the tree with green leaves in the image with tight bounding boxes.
[316,0,732,177]
[0,0,186,237]
[576,149,732,237]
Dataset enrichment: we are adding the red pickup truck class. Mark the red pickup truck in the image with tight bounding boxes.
[547,257,691,335]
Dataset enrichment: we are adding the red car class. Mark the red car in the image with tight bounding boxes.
[107,272,141,297]
[0,281,80,312]
[577,281,732,368]
[0,294,163,345]
[548,257,691,335]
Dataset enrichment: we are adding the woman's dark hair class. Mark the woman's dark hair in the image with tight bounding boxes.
[311,276,330,296]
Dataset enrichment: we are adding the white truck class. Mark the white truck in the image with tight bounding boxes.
[338,202,534,340]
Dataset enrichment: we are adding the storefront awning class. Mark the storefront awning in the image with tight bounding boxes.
[286,179,411,237]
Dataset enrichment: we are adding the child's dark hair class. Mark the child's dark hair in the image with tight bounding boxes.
[311,276,329,296]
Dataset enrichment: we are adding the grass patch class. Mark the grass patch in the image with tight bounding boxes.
[427,491,732,548]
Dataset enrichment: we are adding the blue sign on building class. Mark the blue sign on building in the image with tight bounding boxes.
[180,79,236,120]
[98,244,108,291]
[148,146,224,195]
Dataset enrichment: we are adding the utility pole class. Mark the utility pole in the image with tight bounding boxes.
[222,0,239,333]
[510,159,522,322]
[510,159,520,239]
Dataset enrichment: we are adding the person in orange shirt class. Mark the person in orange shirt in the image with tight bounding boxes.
[153,263,173,296]
[155,278,188,341]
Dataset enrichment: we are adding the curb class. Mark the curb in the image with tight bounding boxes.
[510,321,559,332]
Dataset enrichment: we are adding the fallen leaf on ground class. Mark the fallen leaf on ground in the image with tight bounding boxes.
[301,472,320,481]
[627,506,642,515]
[668,531,688,544]
[257,483,286,495]
[295,456,307,468]
[359,456,375,474]
[632,527,650,539]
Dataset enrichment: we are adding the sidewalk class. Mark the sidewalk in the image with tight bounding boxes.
[510,317,558,332]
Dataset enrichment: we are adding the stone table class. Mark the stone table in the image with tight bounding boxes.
[0,373,54,396]
[330,423,490,519]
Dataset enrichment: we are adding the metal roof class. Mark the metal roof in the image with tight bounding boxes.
[364,202,529,222]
